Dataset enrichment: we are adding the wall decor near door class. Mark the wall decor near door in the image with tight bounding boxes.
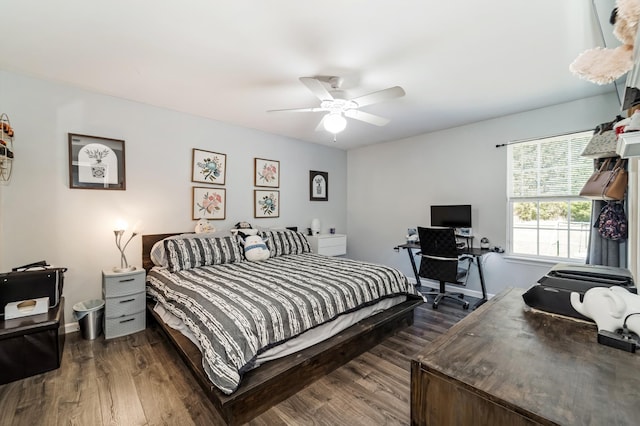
[193,187,226,220]
[0,113,14,182]
[254,158,280,188]
[254,190,280,218]
[192,149,226,185]
[68,133,125,190]
[309,170,328,201]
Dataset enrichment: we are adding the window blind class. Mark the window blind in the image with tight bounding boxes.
[508,131,593,198]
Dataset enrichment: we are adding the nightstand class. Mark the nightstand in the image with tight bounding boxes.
[102,269,146,339]
[307,234,347,256]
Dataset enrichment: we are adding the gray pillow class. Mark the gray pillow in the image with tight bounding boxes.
[164,235,243,272]
[261,230,312,257]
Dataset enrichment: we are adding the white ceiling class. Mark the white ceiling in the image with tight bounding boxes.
[0,1,618,149]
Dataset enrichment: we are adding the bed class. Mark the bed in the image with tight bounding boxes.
[143,230,424,425]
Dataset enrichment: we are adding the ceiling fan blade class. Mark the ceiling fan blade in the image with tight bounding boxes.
[350,86,405,108]
[315,115,327,132]
[299,77,334,101]
[267,107,326,113]
[344,109,390,126]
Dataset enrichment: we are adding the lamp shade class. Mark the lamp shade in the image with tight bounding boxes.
[311,218,321,234]
[323,113,347,134]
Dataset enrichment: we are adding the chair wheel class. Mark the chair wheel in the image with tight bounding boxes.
[432,302,439,310]
[463,301,470,310]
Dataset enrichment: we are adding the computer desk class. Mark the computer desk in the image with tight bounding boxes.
[395,242,489,310]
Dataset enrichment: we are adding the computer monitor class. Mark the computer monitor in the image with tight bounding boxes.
[430,204,472,228]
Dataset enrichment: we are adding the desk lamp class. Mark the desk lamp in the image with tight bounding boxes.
[113,220,138,272]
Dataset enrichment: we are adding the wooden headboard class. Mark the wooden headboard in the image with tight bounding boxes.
[142,232,186,272]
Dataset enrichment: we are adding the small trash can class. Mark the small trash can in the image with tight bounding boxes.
[73,299,105,340]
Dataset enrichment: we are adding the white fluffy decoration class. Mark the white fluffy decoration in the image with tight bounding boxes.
[570,0,640,85]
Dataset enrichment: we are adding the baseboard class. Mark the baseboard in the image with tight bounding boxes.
[64,322,80,334]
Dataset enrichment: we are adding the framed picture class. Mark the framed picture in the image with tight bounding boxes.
[254,190,280,218]
[254,158,280,188]
[309,170,328,201]
[192,187,226,220]
[192,149,226,185]
[68,133,126,190]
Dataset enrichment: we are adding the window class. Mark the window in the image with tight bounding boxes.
[507,131,593,260]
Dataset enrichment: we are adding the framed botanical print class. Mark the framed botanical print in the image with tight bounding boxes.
[192,149,226,185]
[193,187,226,220]
[309,170,328,201]
[254,190,280,218]
[68,133,126,190]
[254,158,280,188]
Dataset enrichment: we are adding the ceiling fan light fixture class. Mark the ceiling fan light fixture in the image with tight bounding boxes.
[323,112,347,134]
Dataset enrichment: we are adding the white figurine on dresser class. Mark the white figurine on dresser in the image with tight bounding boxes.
[102,268,146,339]
[571,286,640,337]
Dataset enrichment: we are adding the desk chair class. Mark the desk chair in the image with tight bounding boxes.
[417,227,472,310]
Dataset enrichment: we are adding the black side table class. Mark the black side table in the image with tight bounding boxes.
[0,297,65,384]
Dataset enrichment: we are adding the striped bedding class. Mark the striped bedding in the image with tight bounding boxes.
[147,252,422,394]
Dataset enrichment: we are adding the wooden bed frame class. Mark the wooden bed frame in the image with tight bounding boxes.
[142,233,423,425]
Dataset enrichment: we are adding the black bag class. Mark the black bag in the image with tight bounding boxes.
[597,202,628,241]
[0,262,66,318]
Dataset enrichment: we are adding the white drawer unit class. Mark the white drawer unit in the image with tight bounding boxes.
[307,234,347,256]
[102,269,146,339]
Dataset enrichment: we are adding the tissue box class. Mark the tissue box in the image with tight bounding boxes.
[4,297,49,320]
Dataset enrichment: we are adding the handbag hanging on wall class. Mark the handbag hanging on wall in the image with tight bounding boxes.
[579,158,628,201]
[596,202,628,241]
[581,115,625,159]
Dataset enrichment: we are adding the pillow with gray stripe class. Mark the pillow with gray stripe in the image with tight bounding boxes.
[262,230,311,257]
[164,236,243,272]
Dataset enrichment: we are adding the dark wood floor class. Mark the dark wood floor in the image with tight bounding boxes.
[0,291,475,425]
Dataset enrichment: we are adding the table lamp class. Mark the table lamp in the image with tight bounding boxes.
[113,220,138,272]
[311,218,321,235]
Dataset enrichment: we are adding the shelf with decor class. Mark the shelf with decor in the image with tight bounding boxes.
[0,113,14,182]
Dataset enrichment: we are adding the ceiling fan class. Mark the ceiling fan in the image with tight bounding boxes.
[268,76,405,135]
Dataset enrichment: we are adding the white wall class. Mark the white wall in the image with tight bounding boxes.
[0,71,347,322]
[347,92,622,297]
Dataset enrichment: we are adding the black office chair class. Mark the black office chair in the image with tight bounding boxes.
[417,227,472,310]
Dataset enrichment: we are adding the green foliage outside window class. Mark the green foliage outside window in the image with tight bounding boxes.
[514,201,591,223]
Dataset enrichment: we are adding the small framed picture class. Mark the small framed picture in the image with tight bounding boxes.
[254,190,280,218]
[309,170,328,201]
[68,133,126,190]
[192,149,226,185]
[254,158,280,188]
[192,187,226,220]
[458,227,472,236]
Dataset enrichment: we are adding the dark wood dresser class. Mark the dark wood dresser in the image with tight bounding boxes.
[411,288,640,425]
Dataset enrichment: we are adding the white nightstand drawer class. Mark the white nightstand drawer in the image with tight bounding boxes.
[105,311,145,339]
[103,269,145,297]
[104,291,146,318]
[316,235,346,248]
[307,234,347,256]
